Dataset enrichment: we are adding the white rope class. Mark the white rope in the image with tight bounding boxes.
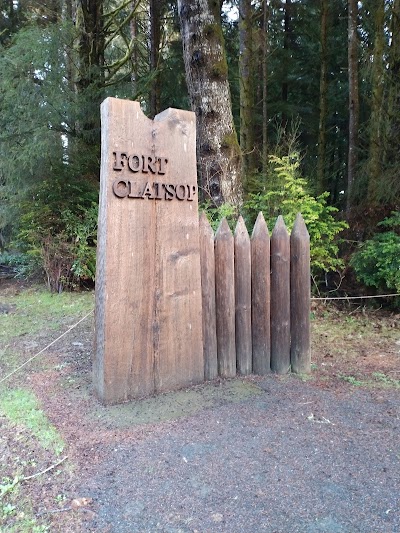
[1,291,398,384]
[311,293,400,301]
[0,309,94,385]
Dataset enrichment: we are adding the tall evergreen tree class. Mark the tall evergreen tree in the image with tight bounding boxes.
[366,0,385,202]
[317,0,328,194]
[347,0,359,214]
[262,0,269,171]
[239,0,256,178]
[384,0,400,202]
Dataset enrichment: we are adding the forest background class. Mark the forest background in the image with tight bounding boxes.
[0,0,399,299]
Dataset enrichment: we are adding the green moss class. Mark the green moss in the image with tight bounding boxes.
[204,23,223,43]
[221,132,241,154]
[89,380,263,427]
[211,59,228,79]
[207,0,222,20]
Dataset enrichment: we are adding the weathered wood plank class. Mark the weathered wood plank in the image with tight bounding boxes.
[215,218,236,378]
[270,215,291,374]
[94,99,156,403]
[199,212,218,380]
[152,107,204,393]
[251,212,271,374]
[290,213,311,374]
[94,98,203,404]
[234,216,252,375]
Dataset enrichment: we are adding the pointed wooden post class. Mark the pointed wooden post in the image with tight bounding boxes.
[251,212,271,374]
[215,218,236,378]
[270,215,291,374]
[234,216,252,375]
[290,213,311,373]
[199,212,218,380]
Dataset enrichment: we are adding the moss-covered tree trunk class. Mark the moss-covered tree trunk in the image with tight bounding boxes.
[130,1,139,96]
[347,0,359,215]
[239,0,256,179]
[177,0,242,207]
[385,0,400,200]
[74,0,104,156]
[149,0,163,118]
[75,0,104,91]
[262,0,269,172]
[317,0,328,194]
[367,0,385,202]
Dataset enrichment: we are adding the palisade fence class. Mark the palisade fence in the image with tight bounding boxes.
[199,211,311,380]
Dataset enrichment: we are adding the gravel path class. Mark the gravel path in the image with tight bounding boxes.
[80,377,400,533]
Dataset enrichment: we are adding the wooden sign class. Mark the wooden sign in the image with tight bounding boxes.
[94,98,204,404]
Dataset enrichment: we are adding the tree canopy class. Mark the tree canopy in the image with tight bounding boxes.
[0,0,399,292]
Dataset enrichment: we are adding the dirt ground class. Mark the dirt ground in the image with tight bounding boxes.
[0,282,399,533]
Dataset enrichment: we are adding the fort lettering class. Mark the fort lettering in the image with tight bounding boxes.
[112,179,197,201]
[113,151,168,174]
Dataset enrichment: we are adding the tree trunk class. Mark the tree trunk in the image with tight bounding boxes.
[149,0,162,118]
[347,0,359,215]
[130,1,139,96]
[239,0,256,178]
[317,0,328,194]
[385,0,400,181]
[71,0,104,163]
[281,0,292,128]
[262,0,269,172]
[367,0,385,202]
[75,0,104,92]
[74,1,104,141]
[177,0,242,207]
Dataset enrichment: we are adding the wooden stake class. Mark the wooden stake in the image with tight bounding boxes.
[215,218,236,378]
[290,213,311,373]
[234,216,252,375]
[251,212,271,374]
[199,212,218,380]
[270,215,290,374]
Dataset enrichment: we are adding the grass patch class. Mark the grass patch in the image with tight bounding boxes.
[338,372,400,388]
[0,286,94,345]
[339,375,364,386]
[0,389,64,455]
[371,372,400,388]
[1,480,50,532]
[3,518,50,532]
[0,407,61,532]
[312,306,399,342]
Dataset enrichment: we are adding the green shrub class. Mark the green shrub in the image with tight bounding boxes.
[200,202,237,232]
[201,153,348,280]
[62,203,98,282]
[245,153,348,275]
[350,212,400,293]
[0,251,39,278]
[15,176,98,292]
